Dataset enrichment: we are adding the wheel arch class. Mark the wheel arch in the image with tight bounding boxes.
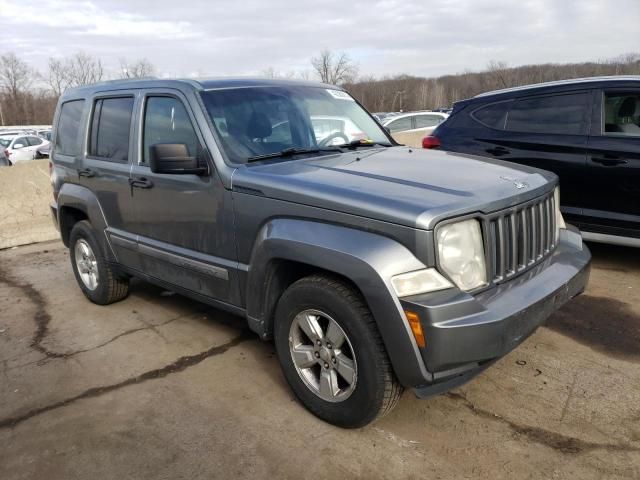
[245,218,433,387]
[56,183,115,261]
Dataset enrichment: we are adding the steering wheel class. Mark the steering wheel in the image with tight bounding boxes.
[319,132,349,147]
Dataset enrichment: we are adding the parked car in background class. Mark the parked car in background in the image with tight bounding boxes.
[384,111,449,147]
[37,142,51,158]
[38,130,52,141]
[383,111,449,135]
[50,77,589,428]
[0,147,10,166]
[426,76,640,247]
[0,134,50,164]
[372,112,398,123]
[270,115,368,146]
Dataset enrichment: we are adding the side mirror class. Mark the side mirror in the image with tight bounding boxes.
[149,143,208,175]
[13,143,24,149]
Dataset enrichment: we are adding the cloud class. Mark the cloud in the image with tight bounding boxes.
[0,0,637,79]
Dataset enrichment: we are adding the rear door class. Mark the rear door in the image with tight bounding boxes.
[128,90,237,303]
[79,91,142,269]
[583,89,640,236]
[474,91,592,218]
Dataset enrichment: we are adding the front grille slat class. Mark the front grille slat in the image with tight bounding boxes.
[509,212,518,275]
[487,191,556,285]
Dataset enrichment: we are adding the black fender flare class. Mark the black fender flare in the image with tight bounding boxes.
[56,183,115,261]
[245,218,433,386]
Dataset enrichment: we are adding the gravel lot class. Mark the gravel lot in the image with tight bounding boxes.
[0,240,639,479]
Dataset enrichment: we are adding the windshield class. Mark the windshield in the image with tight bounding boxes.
[200,85,390,164]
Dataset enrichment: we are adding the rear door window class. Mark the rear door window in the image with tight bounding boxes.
[414,114,443,128]
[506,93,589,135]
[386,116,412,133]
[27,136,43,146]
[89,97,134,162]
[55,99,85,156]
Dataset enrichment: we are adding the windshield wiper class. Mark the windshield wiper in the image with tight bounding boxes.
[334,140,392,150]
[247,147,341,163]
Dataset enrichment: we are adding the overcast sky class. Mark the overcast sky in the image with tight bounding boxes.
[1,0,638,79]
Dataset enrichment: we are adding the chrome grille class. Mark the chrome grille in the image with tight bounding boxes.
[487,191,556,283]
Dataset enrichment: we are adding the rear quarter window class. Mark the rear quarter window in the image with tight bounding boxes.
[471,101,512,129]
[55,99,85,156]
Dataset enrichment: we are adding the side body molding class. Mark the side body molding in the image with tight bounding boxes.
[245,218,433,386]
[56,183,114,260]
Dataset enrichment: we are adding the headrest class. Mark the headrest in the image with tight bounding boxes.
[618,97,636,117]
[247,113,272,139]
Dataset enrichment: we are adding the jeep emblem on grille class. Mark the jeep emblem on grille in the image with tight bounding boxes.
[500,176,529,189]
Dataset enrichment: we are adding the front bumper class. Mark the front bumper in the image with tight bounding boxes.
[400,227,590,396]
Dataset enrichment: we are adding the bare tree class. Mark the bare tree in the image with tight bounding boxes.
[311,50,358,85]
[0,53,33,98]
[47,58,71,96]
[119,58,156,78]
[67,52,104,87]
[262,67,296,79]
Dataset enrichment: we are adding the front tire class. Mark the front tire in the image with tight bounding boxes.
[69,220,129,305]
[274,274,403,428]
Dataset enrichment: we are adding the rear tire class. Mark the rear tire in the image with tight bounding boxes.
[69,220,129,305]
[274,274,403,428]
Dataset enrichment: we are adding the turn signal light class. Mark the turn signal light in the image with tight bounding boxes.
[405,310,426,348]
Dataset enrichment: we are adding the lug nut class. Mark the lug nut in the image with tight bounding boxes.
[332,357,336,364]
[314,352,320,358]
[327,343,332,349]
[324,363,329,369]
[316,340,321,346]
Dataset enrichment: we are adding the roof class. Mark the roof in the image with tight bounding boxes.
[61,76,338,98]
[382,110,448,124]
[474,75,640,99]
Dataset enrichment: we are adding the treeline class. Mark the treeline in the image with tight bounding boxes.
[1,50,639,126]
[344,53,640,112]
[0,52,154,126]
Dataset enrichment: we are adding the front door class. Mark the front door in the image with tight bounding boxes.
[583,89,640,235]
[129,90,237,304]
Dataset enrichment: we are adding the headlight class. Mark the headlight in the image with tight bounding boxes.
[436,218,487,291]
[554,187,566,243]
[391,269,453,297]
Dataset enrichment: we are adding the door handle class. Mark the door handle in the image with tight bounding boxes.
[591,157,627,166]
[486,146,510,156]
[77,168,95,178]
[129,177,154,189]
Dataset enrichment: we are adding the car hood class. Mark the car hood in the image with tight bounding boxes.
[232,146,556,230]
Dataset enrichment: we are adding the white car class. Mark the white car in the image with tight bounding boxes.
[382,111,449,136]
[270,116,369,146]
[0,134,50,165]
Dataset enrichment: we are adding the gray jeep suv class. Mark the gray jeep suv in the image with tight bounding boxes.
[49,78,591,427]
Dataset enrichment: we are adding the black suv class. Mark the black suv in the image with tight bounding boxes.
[426,76,640,247]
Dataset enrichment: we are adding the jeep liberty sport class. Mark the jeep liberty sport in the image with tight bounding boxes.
[49,78,591,428]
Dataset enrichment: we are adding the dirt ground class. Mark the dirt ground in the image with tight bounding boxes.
[0,240,638,479]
